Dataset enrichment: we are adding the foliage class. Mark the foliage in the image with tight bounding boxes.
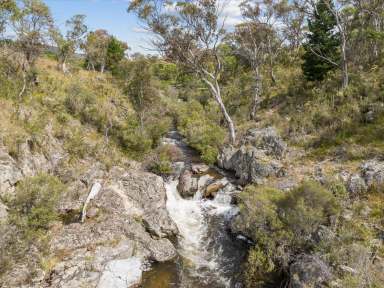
[10,0,53,67]
[50,14,87,72]
[6,174,64,233]
[106,36,128,73]
[302,0,340,82]
[125,57,157,127]
[84,29,110,72]
[0,0,16,36]
[148,144,180,176]
[173,99,225,164]
[240,181,340,286]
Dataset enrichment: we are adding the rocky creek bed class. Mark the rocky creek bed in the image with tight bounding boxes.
[142,131,248,288]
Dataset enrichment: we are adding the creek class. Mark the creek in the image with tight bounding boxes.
[142,131,248,288]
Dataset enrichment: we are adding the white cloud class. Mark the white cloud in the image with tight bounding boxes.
[132,26,148,33]
[220,0,243,28]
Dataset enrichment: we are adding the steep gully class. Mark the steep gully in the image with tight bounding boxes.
[142,131,248,288]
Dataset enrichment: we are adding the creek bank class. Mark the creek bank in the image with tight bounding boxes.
[0,128,178,287]
[218,126,384,288]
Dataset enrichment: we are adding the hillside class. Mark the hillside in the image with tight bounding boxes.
[1,0,384,287]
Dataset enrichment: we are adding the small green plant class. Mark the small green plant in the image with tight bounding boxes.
[148,145,179,175]
[6,174,65,233]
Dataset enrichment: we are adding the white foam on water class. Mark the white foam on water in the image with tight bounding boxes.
[165,176,240,287]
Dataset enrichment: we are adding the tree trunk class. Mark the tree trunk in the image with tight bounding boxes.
[270,66,277,84]
[61,61,69,74]
[203,77,236,144]
[340,31,348,89]
[332,7,349,89]
[250,67,262,120]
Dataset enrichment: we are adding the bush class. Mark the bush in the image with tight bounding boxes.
[174,100,225,164]
[64,129,90,159]
[0,174,64,279]
[277,181,340,241]
[6,174,64,233]
[240,181,340,287]
[148,144,183,175]
[118,128,153,157]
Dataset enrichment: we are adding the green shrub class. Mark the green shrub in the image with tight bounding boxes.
[6,174,64,233]
[240,181,340,287]
[277,181,340,241]
[174,99,225,164]
[148,144,182,175]
[64,130,90,159]
[119,128,153,157]
[0,174,64,279]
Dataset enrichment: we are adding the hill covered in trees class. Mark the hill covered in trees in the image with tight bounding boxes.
[0,0,384,287]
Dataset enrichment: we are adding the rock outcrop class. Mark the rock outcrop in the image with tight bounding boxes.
[289,254,332,288]
[240,127,287,159]
[177,169,198,198]
[361,160,384,189]
[1,158,177,287]
[46,169,176,288]
[0,147,23,196]
[218,127,286,185]
[342,160,384,195]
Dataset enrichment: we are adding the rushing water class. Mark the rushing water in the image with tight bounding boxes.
[142,132,247,288]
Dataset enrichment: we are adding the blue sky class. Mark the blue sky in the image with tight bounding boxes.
[45,0,154,55]
[44,0,242,55]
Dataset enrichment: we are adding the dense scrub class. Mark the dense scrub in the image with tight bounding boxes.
[0,174,64,277]
[238,181,384,287]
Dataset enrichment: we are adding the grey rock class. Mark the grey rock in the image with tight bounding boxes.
[217,146,237,171]
[218,127,286,185]
[97,258,142,288]
[218,145,284,185]
[361,160,384,190]
[0,147,23,196]
[27,169,176,288]
[177,169,198,198]
[191,163,210,174]
[241,127,287,159]
[347,174,368,195]
[0,201,7,221]
[290,254,332,288]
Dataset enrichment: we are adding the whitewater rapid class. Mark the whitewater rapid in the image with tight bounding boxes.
[165,179,236,287]
[150,131,247,288]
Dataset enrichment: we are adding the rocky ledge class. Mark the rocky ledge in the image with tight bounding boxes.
[218,127,287,185]
[0,136,178,288]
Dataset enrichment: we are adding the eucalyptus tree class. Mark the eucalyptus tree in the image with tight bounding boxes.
[50,14,87,73]
[84,29,110,72]
[233,22,272,120]
[0,0,17,38]
[128,0,237,144]
[240,0,285,84]
[9,0,53,98]
[11,0,53,68]
[351,0,384,66]
[126,58,157,130]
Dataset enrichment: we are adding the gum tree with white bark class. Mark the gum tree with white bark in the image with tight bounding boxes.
[128,0,237,144]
